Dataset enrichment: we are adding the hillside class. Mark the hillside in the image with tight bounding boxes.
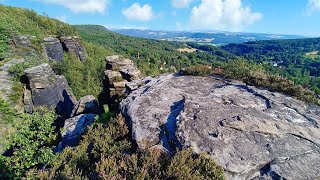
[222,38,320,94]
[75,25,236,75]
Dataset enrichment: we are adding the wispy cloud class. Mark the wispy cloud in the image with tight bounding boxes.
[172,0,193,8]
[39,0,110,14]
[306,0,320,15]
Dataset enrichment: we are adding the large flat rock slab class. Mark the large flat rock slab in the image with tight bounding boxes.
[120,74,320,179]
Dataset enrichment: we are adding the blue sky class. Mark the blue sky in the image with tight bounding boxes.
[1,0,320,36]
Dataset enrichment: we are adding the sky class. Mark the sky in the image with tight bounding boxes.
[1,0,320,36]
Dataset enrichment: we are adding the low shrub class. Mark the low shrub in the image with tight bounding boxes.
[27,114,224,179]
[223,58,320,105]
[1,108,58,178]
[183,65,212,76]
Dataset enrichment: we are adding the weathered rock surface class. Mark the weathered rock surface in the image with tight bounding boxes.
[120,74,320,179]
[12,35,33,47]
[60,36,87,62]
[43,37,64,61]
[24,64,77,117]
[106,55,141,81]
[104,56,143,108]
[55,114,95,152]
[43,36,87,62]
[71,95,99,116]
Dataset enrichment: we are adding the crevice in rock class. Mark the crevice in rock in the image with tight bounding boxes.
[159,97,185,155]
[283,104,319,128]
[234,85,272,109]
[288,133,320,150]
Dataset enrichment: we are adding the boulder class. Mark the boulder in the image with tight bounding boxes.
[106,55,141,81]
[24,64,77,117]
[43,37,64,61]
[23,87,33,113]
[72,95,99,116]
[60,36,87,61]
[120,74,320,179]
[12,35,33,47]
[55,114,95,152]
[103,56,143,108]
[105,70,123,82]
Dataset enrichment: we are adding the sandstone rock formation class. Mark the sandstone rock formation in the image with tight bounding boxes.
[12,35,33,48]
[60,36,87,62]
[120,74,320,179]
[71,95,99,116]
[104,55,143,108]
[43,37,64,61]
[24,64,77,117]
[106,55,141,81]
[55,114,96,152]
[43,36,87,62]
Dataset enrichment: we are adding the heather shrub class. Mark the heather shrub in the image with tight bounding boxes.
[183,65,212,76]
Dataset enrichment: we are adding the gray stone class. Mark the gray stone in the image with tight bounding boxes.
[72,95,99,116]
[106,55,141,81]
[120,74,320,179]
[43,37,64,61]
[60,36,87,61]
[105,70,123,82]
[23,87,33,113]
[55,114,95,152]
[125,79,144,93]
[12,35,33,47]
[24,64,77,117]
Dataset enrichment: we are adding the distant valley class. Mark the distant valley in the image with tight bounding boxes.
[112,28,305,45]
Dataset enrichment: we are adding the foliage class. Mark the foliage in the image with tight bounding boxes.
[222,38,320,95]
[0,4,77,39]
[74,25,236,76]
[0,98,16,124]
[223,59,320,105]
[0,27,9,60]
[54,42,111,99]
[25,114,224,179]
[183,65,212,76]
[1,108,58,178]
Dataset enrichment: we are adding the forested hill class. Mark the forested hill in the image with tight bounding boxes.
[221,38,320,94]
[74,25,236,75]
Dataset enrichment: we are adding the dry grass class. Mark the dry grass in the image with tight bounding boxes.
[177,47,197,53]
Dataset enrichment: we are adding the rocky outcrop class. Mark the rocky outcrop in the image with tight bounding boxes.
[12,35,34,48]
[104,56,143,108]
[43,36,86,62]
[24,64,77,117]
[120,74,320,179]
[60,36,87,62]
[106,55,141,81]
[71,95,99,116]
[55,114,96,152]
[43,37,64,61]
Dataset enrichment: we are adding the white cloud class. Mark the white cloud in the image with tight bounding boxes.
[56,15,68,23]
[122,3,155,21]
[190,0,262,31]
[40,0,110,14]
[172,0,193,8]
[307,0,320,15]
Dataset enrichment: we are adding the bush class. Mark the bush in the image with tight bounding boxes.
[1,108,58,178]
[183,65,212,76]
[0,98,16,124]
[27,114,224,179]
[223,58,320,105]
